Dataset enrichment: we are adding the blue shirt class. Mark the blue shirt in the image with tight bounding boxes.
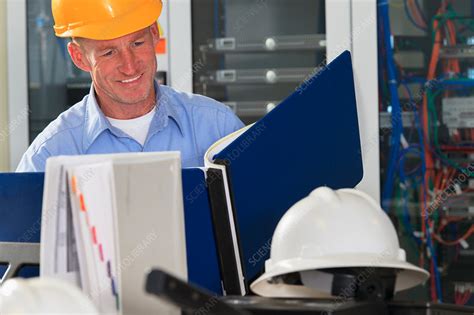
[16,82,244,172]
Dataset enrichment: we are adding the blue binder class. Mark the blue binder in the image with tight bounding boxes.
[181,168,222,294]
[0,173,44,243]
[0,170,223,294]
[0,173,44,278]
[212,50,363,288]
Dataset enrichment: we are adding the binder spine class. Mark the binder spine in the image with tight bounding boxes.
[206,168,243,295]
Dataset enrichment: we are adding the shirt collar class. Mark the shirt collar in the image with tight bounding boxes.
[82,80,183,152]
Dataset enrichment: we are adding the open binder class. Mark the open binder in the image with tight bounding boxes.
[203,50,363,294]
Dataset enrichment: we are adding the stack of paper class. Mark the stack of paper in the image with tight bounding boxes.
[40,152,187,315]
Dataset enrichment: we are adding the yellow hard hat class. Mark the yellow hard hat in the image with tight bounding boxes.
[52,0,163,40]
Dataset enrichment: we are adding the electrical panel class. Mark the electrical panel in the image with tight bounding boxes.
[378,0,474,305]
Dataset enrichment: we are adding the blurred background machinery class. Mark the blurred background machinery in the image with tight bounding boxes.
[191,0,326,125]
[378,0,474,306]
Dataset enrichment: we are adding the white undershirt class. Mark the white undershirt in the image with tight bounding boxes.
[106,107,156,146]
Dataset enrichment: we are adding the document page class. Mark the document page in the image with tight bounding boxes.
[67,162,119,314]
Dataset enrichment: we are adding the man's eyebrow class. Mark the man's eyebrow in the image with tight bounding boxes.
[93,32,148,52]
[96,45,115,51]
[91,40,117,51]
[130,34,147,42]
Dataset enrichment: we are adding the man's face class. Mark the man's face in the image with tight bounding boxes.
[68,25,159,109]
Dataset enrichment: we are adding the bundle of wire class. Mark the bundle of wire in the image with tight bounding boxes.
[422,3,474,272]
[378,0,474,302]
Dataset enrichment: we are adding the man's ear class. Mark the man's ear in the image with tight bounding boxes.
[67,41,92,72]
[150,23,160,46]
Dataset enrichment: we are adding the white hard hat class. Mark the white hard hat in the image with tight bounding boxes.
[250,187,429,298]
[0,277,98,314]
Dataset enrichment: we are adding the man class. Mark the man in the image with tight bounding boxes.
[16,0,243,172]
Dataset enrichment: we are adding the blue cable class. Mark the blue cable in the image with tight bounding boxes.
[380,0,403,211]
[381,1,443,300]
[425,216,444,302]
[398,144,424,246]
[397,85,424,247]
[399,146,423,177]
[440,80,474,87]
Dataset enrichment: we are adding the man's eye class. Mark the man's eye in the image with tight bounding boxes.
[102,50,113,57]
[134,41,145,47]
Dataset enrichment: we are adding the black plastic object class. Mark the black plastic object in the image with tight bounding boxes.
[206,167,244,295]
[145,268,249,315]
[145,269,474,315]
[327,268,397,301]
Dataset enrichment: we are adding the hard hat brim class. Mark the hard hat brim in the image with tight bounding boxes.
[54,0,162,40]
[250,254,430,298]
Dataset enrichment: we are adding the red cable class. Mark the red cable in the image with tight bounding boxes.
[446,20,460,74]
[430,261,437,301]
[461,290,472,305]
[433,225,474,246]
[408,0,427,28]
[439,145,474,153]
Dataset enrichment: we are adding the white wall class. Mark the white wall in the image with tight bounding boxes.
[6,0,29,171]
[0,0,10,171]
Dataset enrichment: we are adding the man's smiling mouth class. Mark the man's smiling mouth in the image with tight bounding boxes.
[119,74,142,83]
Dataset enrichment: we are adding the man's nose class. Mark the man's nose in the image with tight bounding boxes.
[118,48,138,75]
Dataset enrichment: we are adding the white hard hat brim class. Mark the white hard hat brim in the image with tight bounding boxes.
[250,254,430,298]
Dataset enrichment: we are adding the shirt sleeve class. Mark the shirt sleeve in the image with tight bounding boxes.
[16,145,51,172]
[222,108,245,137]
